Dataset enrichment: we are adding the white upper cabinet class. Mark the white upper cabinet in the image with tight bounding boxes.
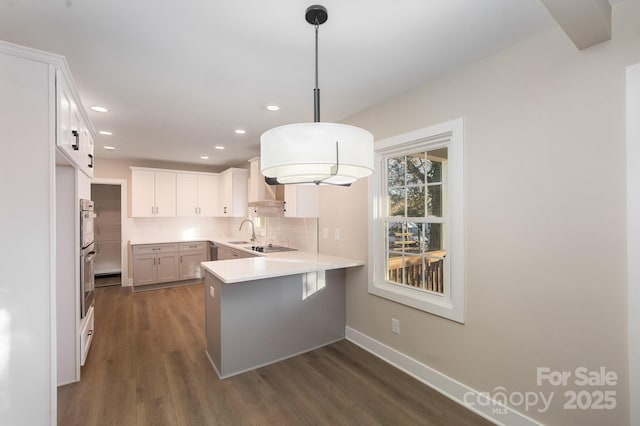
[218,168,248,216]
[132,166,247,218]
[198,174,218,216]
[81,124,94,174]
[154,171,177,217]
[55,69,95,177]
[131,168,177,217]
[176,172,218,217]
[284,184,319,218]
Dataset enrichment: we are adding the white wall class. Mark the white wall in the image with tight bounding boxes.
[626,62,640,426]
[321,2,640,425]
[0,49,54,425]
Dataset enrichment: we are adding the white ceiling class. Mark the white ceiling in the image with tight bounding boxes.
[0,0,555,168]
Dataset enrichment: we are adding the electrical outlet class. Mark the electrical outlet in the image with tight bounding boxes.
[323,227,329,239]
[392,318,400,334]
[210,286,215,298]
[334,228,341,240]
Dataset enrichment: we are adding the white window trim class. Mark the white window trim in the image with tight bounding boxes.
[368,118,464,323]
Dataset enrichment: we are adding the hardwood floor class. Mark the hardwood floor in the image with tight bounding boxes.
[58,284,492,426]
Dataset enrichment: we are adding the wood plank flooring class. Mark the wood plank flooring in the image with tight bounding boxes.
[58,284,492,426]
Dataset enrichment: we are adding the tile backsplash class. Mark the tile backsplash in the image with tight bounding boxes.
[227,216,318,253]
[127,216,318,253]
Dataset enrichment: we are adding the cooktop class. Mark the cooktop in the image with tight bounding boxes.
[246,244,298,253]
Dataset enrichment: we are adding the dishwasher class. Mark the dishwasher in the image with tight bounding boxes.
[209,242,218,261]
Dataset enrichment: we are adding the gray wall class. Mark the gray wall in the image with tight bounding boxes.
[319,2,640,425]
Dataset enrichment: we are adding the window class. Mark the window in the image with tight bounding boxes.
[369,118,464,323]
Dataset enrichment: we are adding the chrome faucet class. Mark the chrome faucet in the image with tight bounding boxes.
[239,219,256,242]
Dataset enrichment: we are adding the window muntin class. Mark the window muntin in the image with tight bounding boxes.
[384,149,448,295]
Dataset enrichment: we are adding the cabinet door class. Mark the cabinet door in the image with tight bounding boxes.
[131,169,156,217]
[218,169,248,217]
[156,253,180,283]
[84,127,94,177]
[70,99,82,158]
[219,172,233,215]
[180,251,207,280]
[197,174,218,216]
[284,185,318,217]
[177,173,198,217]
[56,73,73,155]
[230,170,249,217]
[154,171,177,217]
[79,124,94,178]
[217,246,232,260]
[132,254,156,286]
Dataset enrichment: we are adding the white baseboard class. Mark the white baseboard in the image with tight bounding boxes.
[345,327,542,426]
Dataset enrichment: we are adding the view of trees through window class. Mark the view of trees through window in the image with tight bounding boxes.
[385,147,447,293]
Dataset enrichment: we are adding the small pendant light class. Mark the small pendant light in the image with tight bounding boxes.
[260,5,374,186]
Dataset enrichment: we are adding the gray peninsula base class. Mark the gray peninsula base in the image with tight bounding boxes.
[204,269,346,378]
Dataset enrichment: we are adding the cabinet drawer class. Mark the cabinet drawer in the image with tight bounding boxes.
[80,305,94,366]
[133,243,179,255]
[179,241,207,252]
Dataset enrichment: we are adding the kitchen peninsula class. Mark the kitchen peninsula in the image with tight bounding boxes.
[201,244,363,379]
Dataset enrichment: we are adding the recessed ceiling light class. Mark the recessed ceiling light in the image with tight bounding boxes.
[90,106,108,113]
[234,129,246,134]
[103,146,116,150]
[200,155,209,160]
[265,104,280,111]
[98,130,112,136]
[215,146,225,150]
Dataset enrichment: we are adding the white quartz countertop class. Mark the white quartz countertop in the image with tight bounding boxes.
[129,237,363,283]
[201,251,364,284]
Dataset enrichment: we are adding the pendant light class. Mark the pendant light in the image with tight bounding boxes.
[260,5,374,186]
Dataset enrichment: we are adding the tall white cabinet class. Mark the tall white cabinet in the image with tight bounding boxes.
[0,41,96,424]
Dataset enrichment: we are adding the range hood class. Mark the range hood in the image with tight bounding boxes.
[248,158,285,216]
[248,198,285,217]
[248,199,284,208]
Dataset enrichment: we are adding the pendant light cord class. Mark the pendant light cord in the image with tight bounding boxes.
[313,21,320,123]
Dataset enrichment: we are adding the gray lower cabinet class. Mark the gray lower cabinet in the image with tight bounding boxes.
[179,242,208,280]
[133,241,208,287]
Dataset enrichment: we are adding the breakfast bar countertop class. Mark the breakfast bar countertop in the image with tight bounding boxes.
[200,251,364,284]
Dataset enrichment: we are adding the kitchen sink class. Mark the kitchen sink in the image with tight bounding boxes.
[227,240,250,244]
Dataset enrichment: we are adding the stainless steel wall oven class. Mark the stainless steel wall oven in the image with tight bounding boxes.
[80,199,95,318]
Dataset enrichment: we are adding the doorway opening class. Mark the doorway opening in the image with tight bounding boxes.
[91,183,122,287]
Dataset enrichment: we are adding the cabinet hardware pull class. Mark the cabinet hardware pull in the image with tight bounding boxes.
[180,256,183,263]
[88,330,93,336]
[283,201,287,212]
[88,154,93,168]
[224,206,227,214]
[71,130,80,150]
